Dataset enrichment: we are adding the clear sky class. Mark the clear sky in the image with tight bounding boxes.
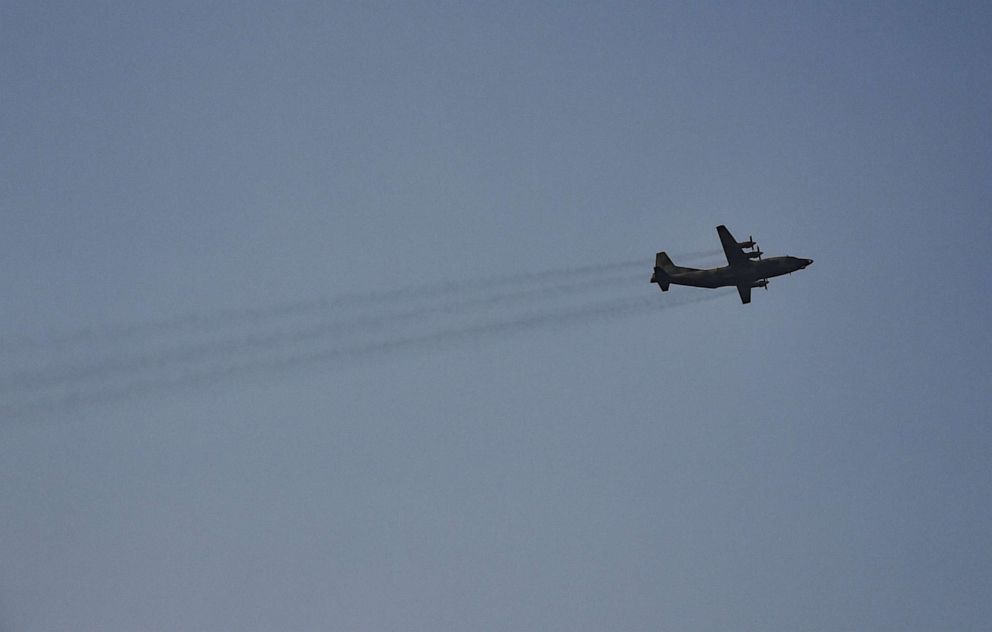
[2,2,990,630]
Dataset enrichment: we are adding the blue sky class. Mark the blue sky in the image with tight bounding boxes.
[2,2,990,630]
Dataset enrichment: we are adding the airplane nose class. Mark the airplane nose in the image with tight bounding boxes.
[804,259,813,267]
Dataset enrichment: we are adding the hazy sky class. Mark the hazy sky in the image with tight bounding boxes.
[2,2,990,630]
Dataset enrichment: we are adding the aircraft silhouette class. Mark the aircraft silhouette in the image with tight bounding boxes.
[651,225,812,304]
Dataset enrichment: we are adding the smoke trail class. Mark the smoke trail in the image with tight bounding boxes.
[0,250,722,355]
[1,288,734,418]
[2,272,644,393]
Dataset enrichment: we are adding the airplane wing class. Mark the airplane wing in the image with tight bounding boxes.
[717,225,748,266]
[736,284,752,304]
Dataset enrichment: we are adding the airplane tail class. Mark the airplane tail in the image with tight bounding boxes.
[651,251,675,291]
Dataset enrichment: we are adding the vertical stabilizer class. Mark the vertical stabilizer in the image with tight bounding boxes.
[655,252,677,273]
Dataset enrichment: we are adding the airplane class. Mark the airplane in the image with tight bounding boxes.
[650,225,812,304]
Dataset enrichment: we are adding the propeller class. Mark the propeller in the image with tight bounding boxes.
[747,236,762,260]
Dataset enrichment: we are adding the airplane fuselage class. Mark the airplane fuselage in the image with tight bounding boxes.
[660,256,811,289]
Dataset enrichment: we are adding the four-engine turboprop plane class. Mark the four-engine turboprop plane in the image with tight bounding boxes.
[651,225,812,304]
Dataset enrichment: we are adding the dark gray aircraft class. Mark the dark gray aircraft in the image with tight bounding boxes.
[651,225,812,304]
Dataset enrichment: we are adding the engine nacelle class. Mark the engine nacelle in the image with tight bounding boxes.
[750,280,769,289]
[745,250,763,259]
[738,240,756,249]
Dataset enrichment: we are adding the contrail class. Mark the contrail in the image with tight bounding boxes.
[1,272,644,393]
[1,288,734,418]
[0,250,722,355]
